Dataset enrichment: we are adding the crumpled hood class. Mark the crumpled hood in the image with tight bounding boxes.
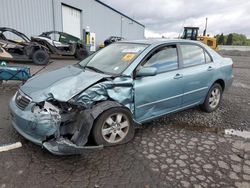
[20,65,108,102]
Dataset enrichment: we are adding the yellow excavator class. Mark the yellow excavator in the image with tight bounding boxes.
[181,18,218,50]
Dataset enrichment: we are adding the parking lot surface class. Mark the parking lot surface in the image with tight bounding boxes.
[0,55,250,188]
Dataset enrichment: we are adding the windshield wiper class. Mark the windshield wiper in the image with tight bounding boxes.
[84,66,105,74]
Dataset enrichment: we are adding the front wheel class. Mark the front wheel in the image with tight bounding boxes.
[32,49,49,65]
[200,83,222,112]
[92,107,135,146]
[75,48,89,60]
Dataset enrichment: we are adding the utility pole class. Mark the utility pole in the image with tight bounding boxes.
[51,0,55,32]
[203,17,208,36]
[120,16,124,38]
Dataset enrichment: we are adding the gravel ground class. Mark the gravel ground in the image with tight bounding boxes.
[0,55,250,188]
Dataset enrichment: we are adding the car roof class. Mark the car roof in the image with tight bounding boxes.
[0,27,23,34]
[40,31,80,39]
[0,27,30,41]
[118,38,203,46]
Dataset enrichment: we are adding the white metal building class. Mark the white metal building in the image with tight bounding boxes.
[0,0,145,47]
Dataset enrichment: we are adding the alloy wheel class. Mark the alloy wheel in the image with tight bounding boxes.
[209,88,221,109]
[101,113,130,144]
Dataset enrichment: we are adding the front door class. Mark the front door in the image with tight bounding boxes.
[134,44,183,122]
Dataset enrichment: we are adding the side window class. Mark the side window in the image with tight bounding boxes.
[49,33,60,41]
[181,44,206,67]
[59,33,79,43]
[205,51,213,63]
[186,29,192,38]
[143,45,178,73]
[3,31,25,42]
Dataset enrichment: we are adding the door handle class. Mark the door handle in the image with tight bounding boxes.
[174,73,183,79]
[207,66,214,71]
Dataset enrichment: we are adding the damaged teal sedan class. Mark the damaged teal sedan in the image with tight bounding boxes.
[9,39,233,155]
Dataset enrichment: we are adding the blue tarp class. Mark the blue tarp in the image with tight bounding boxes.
[0,66,30,81]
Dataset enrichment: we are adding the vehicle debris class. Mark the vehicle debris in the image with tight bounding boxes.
[0,142,22,152]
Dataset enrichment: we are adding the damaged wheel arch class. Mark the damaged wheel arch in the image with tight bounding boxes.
[42,100,136,155]
[92,105,135,146]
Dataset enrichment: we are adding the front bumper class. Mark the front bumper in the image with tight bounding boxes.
[11,118,43,145]
[9,95,103,155]
[43,138,103,155]
[9,96,57,145]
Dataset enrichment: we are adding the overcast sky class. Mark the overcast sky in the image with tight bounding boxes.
[101,0,250,38]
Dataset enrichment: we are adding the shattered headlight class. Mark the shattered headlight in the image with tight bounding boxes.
[32,101,61,119]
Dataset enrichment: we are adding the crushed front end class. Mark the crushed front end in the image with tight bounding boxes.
[9,90,103,155]
[9,71,135,155]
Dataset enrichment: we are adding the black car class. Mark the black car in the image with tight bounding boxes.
[31,31,89,60]
[0,27,49,65]
[104,36,124,46]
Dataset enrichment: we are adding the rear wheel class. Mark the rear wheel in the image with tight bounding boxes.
[92,107,135,146]
[75,48,89,60]
[32,49,49,65]
[200,83,222,112]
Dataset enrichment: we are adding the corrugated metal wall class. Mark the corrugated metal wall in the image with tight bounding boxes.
[0,0,145,45]
[85,1,145,43]
[52,0,145,44]
[0,0,54,38]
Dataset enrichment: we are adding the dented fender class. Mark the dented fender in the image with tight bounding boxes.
[41,76,137,155]
[71,76,135,113]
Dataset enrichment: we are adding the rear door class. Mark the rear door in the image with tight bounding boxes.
[179,44,215,106]
[133,44,183,122]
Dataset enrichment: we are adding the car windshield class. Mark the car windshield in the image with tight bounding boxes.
[79,43,148,75]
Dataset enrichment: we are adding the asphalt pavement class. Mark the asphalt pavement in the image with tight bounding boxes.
[0,55,250,188]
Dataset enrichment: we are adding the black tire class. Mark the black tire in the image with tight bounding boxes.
[32,49,49,65]
[200,83,223,113]
[75,48,89,60]
[92,107,135,146]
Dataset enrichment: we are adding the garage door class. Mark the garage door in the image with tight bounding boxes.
[62,5,81,38]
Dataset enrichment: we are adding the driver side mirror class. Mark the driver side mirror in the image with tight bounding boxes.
[136,67,157,77]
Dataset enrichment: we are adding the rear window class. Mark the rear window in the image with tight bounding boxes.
[181,44,205,67]
[205,51,213,63]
